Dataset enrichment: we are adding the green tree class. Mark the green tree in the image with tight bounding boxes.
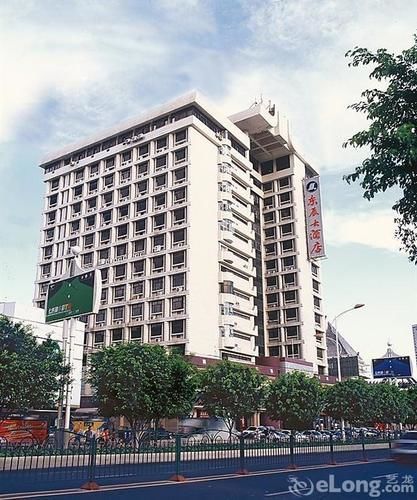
[199,360,268,434]
[369,383,410,425]
[88,343,197,436]
[266,371,324,431]
[343,35,417,262]
[324,378,373,427]
[405,385,417,427]
[0,315,68,418]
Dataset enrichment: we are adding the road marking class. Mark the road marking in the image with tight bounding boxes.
[0,459,393,499]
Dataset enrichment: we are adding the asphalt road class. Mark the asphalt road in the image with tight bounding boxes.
[2,460,417,500]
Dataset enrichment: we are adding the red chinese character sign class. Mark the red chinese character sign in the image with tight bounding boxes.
[303,176,326,259]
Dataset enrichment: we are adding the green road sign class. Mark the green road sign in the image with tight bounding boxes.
[46,271,97,323]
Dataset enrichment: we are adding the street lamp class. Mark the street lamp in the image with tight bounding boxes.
[332,304,365,383]
[330,303,365,439]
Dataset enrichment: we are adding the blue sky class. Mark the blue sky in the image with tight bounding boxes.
[1,0,417,368]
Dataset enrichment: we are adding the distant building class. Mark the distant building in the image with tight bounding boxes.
[412,325,417,369]
[326,322,369,379]
[0,302,84,407]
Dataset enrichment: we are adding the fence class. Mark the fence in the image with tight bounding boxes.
[0,430,395,492]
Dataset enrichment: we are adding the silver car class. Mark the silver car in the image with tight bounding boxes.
[392,431,417,461]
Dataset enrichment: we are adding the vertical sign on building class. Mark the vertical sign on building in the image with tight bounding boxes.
[412,324,417,371]
[303,176,326,259]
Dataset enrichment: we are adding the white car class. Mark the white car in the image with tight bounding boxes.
[392,431,417,462]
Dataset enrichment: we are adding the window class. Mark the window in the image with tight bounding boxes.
[115,243,127,258]
[75,168,84,182]
[134,219,146,235]
[43,245,53,258]
[172,228,186,246]
[265,243,276,255]
[264,196,275,209]
[131,281,144,298]
[50,178,60,191]
[96,310,106,324]
[150,323,163,339]
[136,180,148,196]
[260,160,273,175]
[264,212,275,224]
[266,293,279,306]
[268,328,280,340]
[100,288,108,303]
[278,191,292,205]
[286,325,299,339]
[269,346,281,357]
[112,329,123,343]
[154,173,167,190]
[285,308,298,322]
[155,155,168,171]
[152,255,165,272]
[173,187,186,204]
[153,193,166,210]
[279,176,291,189]
[131,303,143,319]
[281,239,295,253]
[45,228,54,242]
[170,319,185,337]
[100,229,111,244]
[220,302,233,315]
[114,264,126,279]
[112,306,124,321]
[172,251,186,268]
[171,273,185,290]
[105,157,115,169]
[172,207,186,225]
[118,204,129,220]
[286,343,300,358]
[156,136,168,151]
[174,148,187,165]
[85,215,95,229]
[171,296,185,313]
[120,168,131,183]
[132,260,145,277]
[94,331,105,345]
[101,268,109,283]
[268,310,279,322]
[135,199,147,216]
[136,161,149,177]
[48,194,58,208]
[83,234,94,248]
[71,202,81,217]
[311,263,319,277]
[119,186,130,201]
[88,180,98,194]
[173,166,186,183]
[220,280,233,294]
[117,224,128,239]
[138,143,149,158]
[122,151,132,163]
[282,255,296,270]
[130,326,143,341]
[151,277,164,293]
[70,220,80,233]
[41,263,51,277]
[263,181,273,192]
[284,290,297,304]
[102,210,112,225]
[276,155,290,171]
[102,192,113,207]
[283,273,297,287]
[314,296,321,309]
[265,259,278,272]
[264,227,276,240]
[152,233,165,251]
[279,207,292,221]
[104,174,114,188]
[87,197,97,211]
[174,129,187,144]
[280,223,294,237]
[153,213,166,230]
[150,300,164,316]
[113,285,126,301]
[89,163,99,176]
[133,239,146,254]
[312,279,320,293]
[314,312,322,326]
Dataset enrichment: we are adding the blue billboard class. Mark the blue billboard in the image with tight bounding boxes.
[372,356,412,378]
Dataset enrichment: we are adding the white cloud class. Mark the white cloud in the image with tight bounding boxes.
[324,209,400,252]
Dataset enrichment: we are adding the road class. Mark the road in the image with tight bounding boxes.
[2,460,417,499]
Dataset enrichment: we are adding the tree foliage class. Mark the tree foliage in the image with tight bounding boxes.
[266,371,324,430]
[343,35,417,262]
[369,383,410,425]
[324,378,373,426]
[88,343,197,432]
[0,315,68,418]
[199,360,268,433]
[405,385,417,426]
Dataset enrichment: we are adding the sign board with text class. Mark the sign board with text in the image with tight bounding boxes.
[303,176,326,260]
[45,270,101,323]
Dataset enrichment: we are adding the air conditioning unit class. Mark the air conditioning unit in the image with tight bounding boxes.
[154,245,163,252]
[96,321,105,327]
[173,310,185,316]
[138,173,147,179]
[87,208,95,213]
[70,161,76,166]
[119,215,128,221]
[151,314,162,320]
[132,317,142,322]
[151,337,162,343]
[173,286,185,292]
[120,178,129,184]
[113,320,123,325]
[124,138,132,144]
[133,250,144,257]
[99,258,109,265]
[132,134,145,142]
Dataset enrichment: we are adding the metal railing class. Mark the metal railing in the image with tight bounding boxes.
[0,430,396,490]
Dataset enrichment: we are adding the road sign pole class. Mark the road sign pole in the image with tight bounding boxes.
[64,318,75,436]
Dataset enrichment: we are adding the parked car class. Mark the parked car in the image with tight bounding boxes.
[241,426,268,440]
[270,431,290,442]
[300,430,328,441]
[392,431,417,462]
[141,428,173,442]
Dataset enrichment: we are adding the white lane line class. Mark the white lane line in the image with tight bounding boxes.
[0,459,393,499]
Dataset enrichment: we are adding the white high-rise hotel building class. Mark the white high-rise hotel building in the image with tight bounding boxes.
[34,92,327,376]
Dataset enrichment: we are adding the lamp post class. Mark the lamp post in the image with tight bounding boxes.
[331,303,365,439]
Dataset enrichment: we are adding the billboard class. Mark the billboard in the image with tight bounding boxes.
[372,356,412,378]
[46,270,101,323]
[303,176,326,259]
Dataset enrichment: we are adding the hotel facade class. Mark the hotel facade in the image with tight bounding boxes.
[34,91,327,386]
